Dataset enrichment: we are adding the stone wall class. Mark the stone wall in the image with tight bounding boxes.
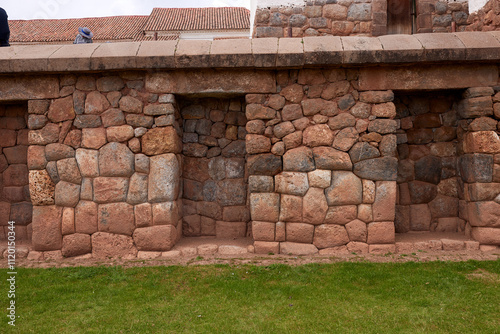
[0,104,31,241]
[253,0,380,37]
[395,92,463,233]
[25,74,183,258]
[180,98,250,239]
[466,0,500,31]
[427,0,470,33]
[246,69,399,255]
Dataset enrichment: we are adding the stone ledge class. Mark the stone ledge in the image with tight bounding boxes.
[2,32,500,73]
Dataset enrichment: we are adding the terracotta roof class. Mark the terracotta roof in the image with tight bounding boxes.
[143,7,250,32]
[135,34,180,41]
[10,16,149,43]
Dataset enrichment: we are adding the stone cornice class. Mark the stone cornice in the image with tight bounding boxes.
[1,32,500,74]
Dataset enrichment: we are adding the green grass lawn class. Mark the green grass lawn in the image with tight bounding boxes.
[1,260,499,333]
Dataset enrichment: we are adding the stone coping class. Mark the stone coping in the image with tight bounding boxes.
[1,32,500,73]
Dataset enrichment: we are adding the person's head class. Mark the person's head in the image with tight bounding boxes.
[78,27,93,39]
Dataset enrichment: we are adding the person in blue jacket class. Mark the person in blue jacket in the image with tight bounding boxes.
[0,7,10,47]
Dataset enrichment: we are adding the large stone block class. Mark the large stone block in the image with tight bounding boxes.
[98,202,135,236]
[468,201,500,228]
[326,171,362,206]
[280,242,318,255]
[286,222,314,243]
[303,187,328,225]
[4,145,28,164]
[458,96,493,118]
[75,149,99,178]
[372,181,397,222]
[148,154,180,202]
[410,204,431,231]
[93,177,128,203]
[415,156,441,185]
[57,158,82,184]
[467,183,500,202]
[280,194,302,222]
[54,181,80,207]
[81,128,106,149]
[353,157,398,181]
[312,146,352,170]
[283,146,315,172]
[133,225,177,251]
[91,232,137,258]
[48,96,75,123]
[215,221,247,238]
[345,219,367,242]
[141,127,181,156]
[324,205,357,225]
[223,206,250,222]
[252,221,275,241]
[127,173,148,205]
[254,241,280,254]
[27,145,47,170]
[75,201,98,234]
[152,202,180,225]
[98,142,134,177]
[217,179,247,206]
[303,124,334,147]
[247,154,282,176]
[428,195,458,218]
[463,131,500,154]
[61,207,75,235]
[245,134,271,154]
[135,203,152,228]
[3,164,28,187]
[367,222,395,244]
[275,172,309,196]
[458,154,493,183]
[313,224,349,249]
[29,170,55,205]
[85,91,111,114]
[408,181,437,204]
[9,202,32,225]
[250,193,280,222]
[349,142,380,163]
[32,205,63,251]
[28,124,60,145]
[471,227,500,245]
[62,233,91,257]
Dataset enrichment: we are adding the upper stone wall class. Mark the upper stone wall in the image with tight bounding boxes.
[1,32,500,76]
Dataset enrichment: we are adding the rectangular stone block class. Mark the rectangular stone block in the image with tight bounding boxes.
[215,221,247,238]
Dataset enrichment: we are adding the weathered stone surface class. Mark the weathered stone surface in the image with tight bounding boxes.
[324,205,357,225]
[313,224,349,249]
[346,219,367,242]
[359,91,394,103]
[29,170,55,205]
[54,181,80,207]
[467,201,500,228]
[408,181,437,204]
[57,158,82,184]
[367,222,395,244]
[61,207,75,235]
[252,221,275,241]
[279,194,302,222]
[32,205,63,251]
[217,179,247,206]
[149,154,180,202]
[246,104,276,120]
[280,242,318,255]
[223,206,250,222]
[48,96,75,123]
[246,134,271,154]
[250,193,280,222]
[301,99,337,117]
[415,156,441,185]
[372,103,396,118]
[303,187,328,225]
[126,173,148,204]
[93,177,128,203]
[275,172,309,196]
[303,124,334,147]
[221,140,246,157]
[468,183,500,201]
[367,119,398,134]
[92,232,137,258]
[44,143,74,162]
[349,142,380,163]
[308,169,331,188]
[409,204,431,231]
[75,149,99,177]
[253,241,279,254]
[132,225,177,251]
[458,96,493,119]
[98,202,135,236]
[332,127,359,151]
[141,127,181,156]
[134,203,152,228]
[247,154,282,176]
[283,146,315,172]
[101,108,125,127]
[61,233,91,257]
[286,223,314,243]
[353,157,398,181]
[471,227,500,245]
[313,146,352,170]
[74,200,98,234]
[153,202,180,225]
[328,113,356,131]
[372,181,397,222]
[28,114,48,130]
[118,95,143,114]
[459,154,493,183]
[282,104,304,121]
[98,142,134,177]
[84,91,110,115]
[326,171,362,205]
[81,128,106,149]
[106,125,134,143]
[28,123,60,145]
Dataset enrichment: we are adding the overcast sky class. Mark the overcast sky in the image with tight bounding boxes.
[1,0,251,20]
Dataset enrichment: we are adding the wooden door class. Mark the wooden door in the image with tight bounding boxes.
[387,0,413,34]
